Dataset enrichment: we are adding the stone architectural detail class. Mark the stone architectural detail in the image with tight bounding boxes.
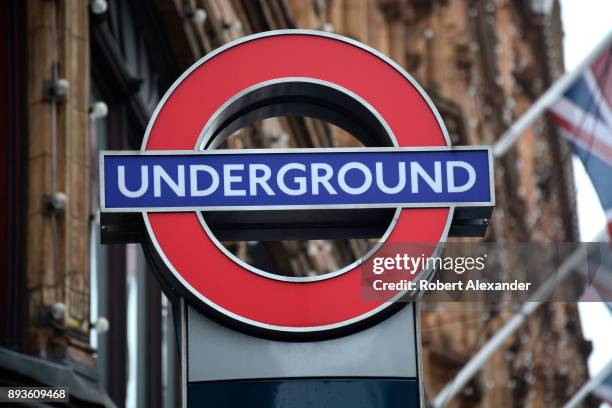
[26,0,92,364]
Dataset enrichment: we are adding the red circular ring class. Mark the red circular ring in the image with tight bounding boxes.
[142,31,452,333]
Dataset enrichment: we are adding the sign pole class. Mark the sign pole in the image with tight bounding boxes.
[179,298,187,408]
[182,303,423,407]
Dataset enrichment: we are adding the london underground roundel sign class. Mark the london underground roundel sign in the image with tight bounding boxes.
[100,30,494,339]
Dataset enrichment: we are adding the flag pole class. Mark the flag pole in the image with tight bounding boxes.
[493,29,612,158]
[430,231,607,408]
[563,359,612,408]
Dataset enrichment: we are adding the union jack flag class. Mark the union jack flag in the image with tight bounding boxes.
[549,45,612,238]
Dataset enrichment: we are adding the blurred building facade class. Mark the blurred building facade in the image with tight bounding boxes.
[0,0,595,407]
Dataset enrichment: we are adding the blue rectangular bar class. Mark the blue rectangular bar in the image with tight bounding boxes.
[100,148,493,211]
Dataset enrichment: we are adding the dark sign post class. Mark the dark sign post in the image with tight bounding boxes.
[100,30,494,407]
